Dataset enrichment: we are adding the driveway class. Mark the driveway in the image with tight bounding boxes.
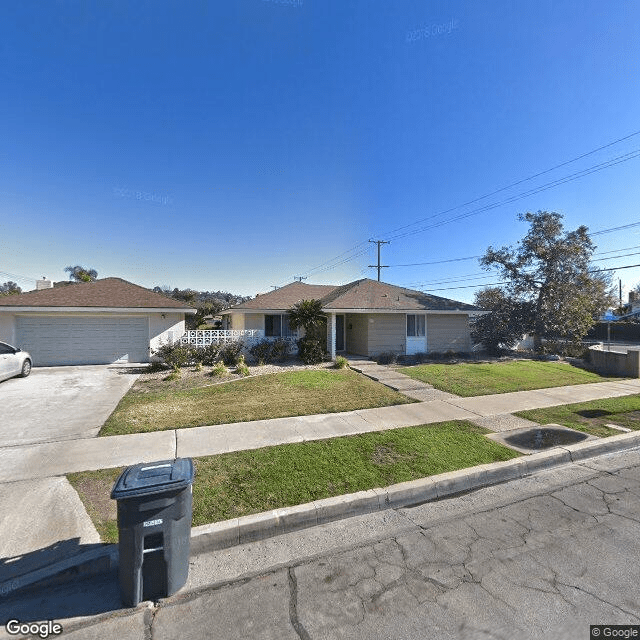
[0,365,140,447]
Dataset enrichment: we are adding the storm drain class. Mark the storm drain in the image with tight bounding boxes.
[487,424,594,454]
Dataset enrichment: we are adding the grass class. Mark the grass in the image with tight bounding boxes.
[69,420,520,543]
[401,360,619,397]
[516,394,640,437]
[99,369,414,436]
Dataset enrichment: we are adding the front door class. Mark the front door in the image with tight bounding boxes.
[335,315,345,351]
[406,314,426,355]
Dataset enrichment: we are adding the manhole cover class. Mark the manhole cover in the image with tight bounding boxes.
[502,427,589,452]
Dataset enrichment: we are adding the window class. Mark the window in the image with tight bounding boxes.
[265,314,293,337]
[407,314,425,337]
[0,342,14,354]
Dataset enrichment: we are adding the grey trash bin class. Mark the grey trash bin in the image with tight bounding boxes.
[111,458,195,607]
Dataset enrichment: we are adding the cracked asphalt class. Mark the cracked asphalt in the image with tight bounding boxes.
[3,449,639,640]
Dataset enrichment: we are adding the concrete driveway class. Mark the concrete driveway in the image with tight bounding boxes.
[0,365,141,447]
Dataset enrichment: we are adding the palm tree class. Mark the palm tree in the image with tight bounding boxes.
[64,265,98,283]
[287,299,326,339]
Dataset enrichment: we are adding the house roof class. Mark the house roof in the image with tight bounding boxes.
[320,279,479,311]
[0,278,195,311]
[224,279,479,313]
[227,282,338,311]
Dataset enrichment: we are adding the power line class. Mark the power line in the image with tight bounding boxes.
[0,270,39,284]
[377,129,640,240]
[414,260,640,293]
[386,148,640,242]
[292,130,640,281]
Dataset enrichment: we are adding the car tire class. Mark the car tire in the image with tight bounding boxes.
[19,359,31,378]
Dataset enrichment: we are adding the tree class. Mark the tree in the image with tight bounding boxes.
[187,300,225,330]
[0,281,21,295]
[480,211,615,350]
[287,299,327,364]
[64,265,98,282]
[471,288,533,354]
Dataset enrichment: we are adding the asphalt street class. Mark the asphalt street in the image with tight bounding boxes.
[2,447,639,640]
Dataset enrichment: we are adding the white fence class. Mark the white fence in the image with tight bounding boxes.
[176,330,298,355]
[179,329,265,347]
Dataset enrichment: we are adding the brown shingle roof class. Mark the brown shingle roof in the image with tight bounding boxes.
[227,282,338,311]
[225,279,478,313]
[320,279,478,311]
[0,278,195,310]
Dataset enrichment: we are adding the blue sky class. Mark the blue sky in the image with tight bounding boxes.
[1,1,639,303]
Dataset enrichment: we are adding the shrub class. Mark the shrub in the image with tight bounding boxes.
[152,342,194,369]
[164,368,181,381]
[200,343,222,366]
[297,337,326,365]
[539,341,590,359]
[220,340,244,366]
[235,355,250,376]
[334,355,349,369]
[270,338,290,362]
[249,339,273,365]
[249,338,290,365]
[374,352,398,365]
[210,362,228,377]
[194,362,203,372]
[147,360,166,373]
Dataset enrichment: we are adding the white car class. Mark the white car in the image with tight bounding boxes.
[0,342,32,382]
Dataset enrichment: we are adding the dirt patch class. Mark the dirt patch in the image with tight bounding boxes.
[371,445,417,466]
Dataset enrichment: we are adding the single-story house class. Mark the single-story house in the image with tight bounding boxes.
[222,278,483,359]
[0,278,195,366]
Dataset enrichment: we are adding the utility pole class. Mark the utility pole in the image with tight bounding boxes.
[294,276,307,282]
[619,278,622,308]
[368,239,390,282]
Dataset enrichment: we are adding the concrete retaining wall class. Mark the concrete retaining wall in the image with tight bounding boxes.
[589,344,640,377]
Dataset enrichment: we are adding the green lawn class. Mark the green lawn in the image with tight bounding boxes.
[516,394,640,437]
[69,420,520,543]
[400,360,619,397]
[99,369,414,436]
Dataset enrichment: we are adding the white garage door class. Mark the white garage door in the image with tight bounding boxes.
[16,316,150,366]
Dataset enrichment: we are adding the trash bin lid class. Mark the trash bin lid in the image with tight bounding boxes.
[111,458,195,500]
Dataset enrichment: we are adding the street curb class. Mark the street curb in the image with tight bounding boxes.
[189,431,640,553]
[4,431,640,596]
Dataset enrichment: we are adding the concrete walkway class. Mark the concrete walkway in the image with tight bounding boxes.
[2,377,640,483]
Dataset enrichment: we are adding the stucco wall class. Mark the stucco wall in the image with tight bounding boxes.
[427,314,471,353]
[367,314,406,356]
[589,346,640,377]
[346,313,368,356]
[0,313,16,345]
[149,312,185,357]
[244,313,264,331]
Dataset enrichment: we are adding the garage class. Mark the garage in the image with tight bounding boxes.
[16,316,150,366]
[0,278,195,367]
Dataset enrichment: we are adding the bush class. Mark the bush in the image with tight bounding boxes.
[249,338,290,365]
[539,341,590,359]
[164,368,181,381]
[200,343,222,366]
[270,338,290,362]
[152,342,194,369]
[249,339,273,365]
[220,340,244,366]
[210,362,228,377]
[297,337,326,365]
[374,352,398,365]
[235,355,250,376]
[334,355,349,369]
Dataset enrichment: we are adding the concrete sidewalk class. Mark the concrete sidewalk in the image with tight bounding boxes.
[1,378,640,483]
